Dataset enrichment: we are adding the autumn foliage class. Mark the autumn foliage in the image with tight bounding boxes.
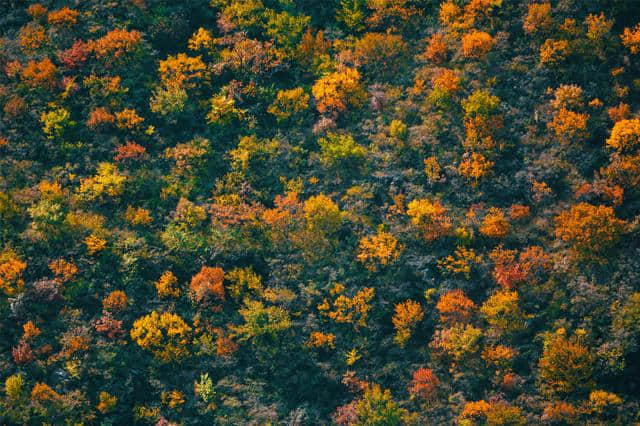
[2,0,640,423]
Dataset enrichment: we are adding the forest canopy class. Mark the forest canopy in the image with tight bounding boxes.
[2,0,640,424]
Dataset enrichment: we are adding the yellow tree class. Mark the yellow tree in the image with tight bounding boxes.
[312,67,367,115]
[538,330,594,395]
[130,311,192,362]
[392,300,424,347]
[480,290,528,334]
[406,198,452,241]
[356,231,403,270]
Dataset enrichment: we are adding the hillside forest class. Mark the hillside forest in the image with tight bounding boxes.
[2,0,640,424]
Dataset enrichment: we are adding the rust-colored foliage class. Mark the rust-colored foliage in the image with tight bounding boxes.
[489,245,551,289]
[21,58,57,89]
[607,103,631,123]
[621,23,640,54]
[3,96,27,119]
[461,31,495,59]
[296,28,329,67]
[103,290,128,312]
[213,327,239,357]
[22,321,41,340]
[91,28,143,60]
[408,368,440,400]
[27,3,47,19]
[189,266,225,307]
[509,204,530,221]
[436,289,476,324]
[421,33,447,63]
[87,107,115,129]
[19,23,48,52]
[550,84,583,110]
[12,339,34,364]
[49,258,78,284]
[539,39,570,65]
[114,141,147,162]
[541,402,578,424]
[352,32,408,75]
[31,382,60,403]
[58,40,90,69]
[523,2,552,34]
[459,153,494,184]
[95,311,125,339]
[307,331,336,349]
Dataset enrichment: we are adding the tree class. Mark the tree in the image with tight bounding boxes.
[90,28,143,61]
[318,285,375,328]
[76,163,126,202]
[547,108,589,144]
[312,67,367,115]
[357,231,403,270]
[230,299,292,343]
[392,300,424,347]
[538,331,594,395]
[130,311,192,362]
[352,32,408,77]
[539,39,570,66]
[156,271,180,298]
[337,0,366,33]
[606,119,640,152]
[189,266,225,308]
[459,153,494,184]
[0,250,27,296]
[47,7,79,27]
[621,23,640,54]
[480,290,527,334]
[421,33,447,63]
[479,208,509,238]
[303,194,342,234]
[21,58,57,89]
[461,31,495,59]
[158,53,207,89]
[317,132,367,168]
[554,202,626,258]
[436,289,476,324]
[430,323,483,363]
[353,384,409,426]
[267,87,309,121]
[438,246,482,279]
[408,368,440,401]
[523,2,552,35]
[406,198,452,241]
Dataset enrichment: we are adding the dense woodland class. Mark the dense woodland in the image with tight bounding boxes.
[1,0,640,424]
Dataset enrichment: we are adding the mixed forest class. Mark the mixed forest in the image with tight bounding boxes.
[2,0,640,424]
